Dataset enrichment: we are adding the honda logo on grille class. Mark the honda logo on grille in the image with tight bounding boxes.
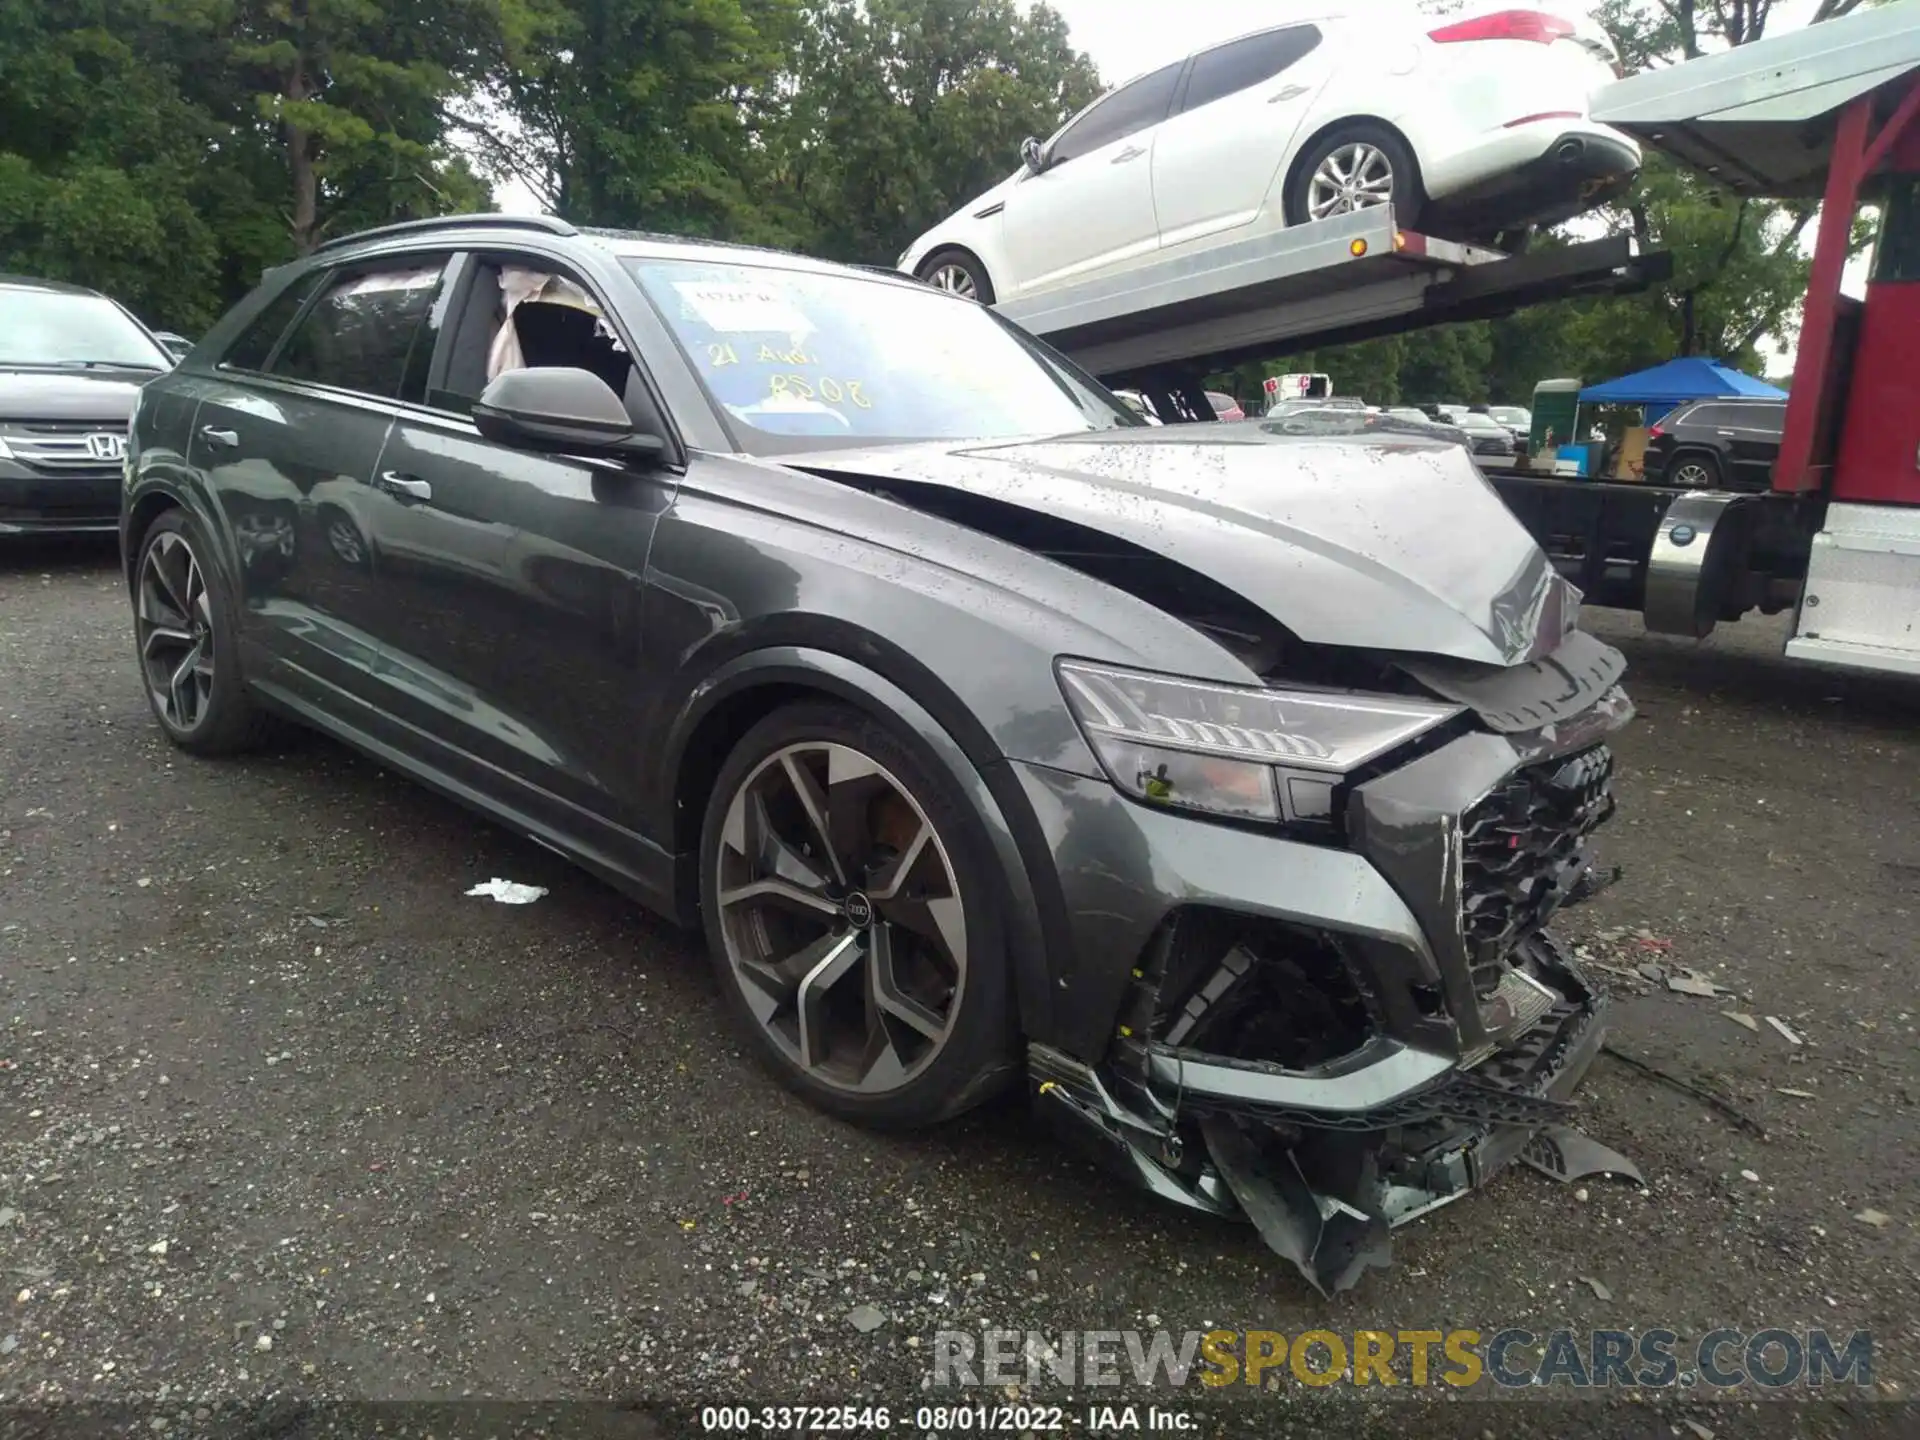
[86,432,127,461]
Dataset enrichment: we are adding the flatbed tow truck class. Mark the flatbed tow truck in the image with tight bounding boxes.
[994,2,1920,679]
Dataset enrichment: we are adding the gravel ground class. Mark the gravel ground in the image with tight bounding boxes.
[2,539,1916,1438]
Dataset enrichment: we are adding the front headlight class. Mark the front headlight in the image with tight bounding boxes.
[1058,661,1464,824]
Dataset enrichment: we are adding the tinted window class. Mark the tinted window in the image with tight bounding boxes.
[1679,403,1725,427]
[270,259,449,402]
[1181,27,1321,114]
[223,270,324,372]
[1728,403,1785,432]
[1052,63,1182,164]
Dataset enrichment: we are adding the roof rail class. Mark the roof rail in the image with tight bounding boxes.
[311,213,578,256]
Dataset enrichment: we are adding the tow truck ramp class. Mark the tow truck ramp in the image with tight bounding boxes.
[993,206,1667,389]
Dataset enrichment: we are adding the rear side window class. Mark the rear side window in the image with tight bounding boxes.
[270,258,450,402]
[1052,62,1182,164]
[1730,403,1786,432]
[222,270,324,372]
[1181,26,1321,114]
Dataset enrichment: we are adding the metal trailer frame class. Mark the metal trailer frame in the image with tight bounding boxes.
[992,206,1667,409]
[1594,0,1920,676]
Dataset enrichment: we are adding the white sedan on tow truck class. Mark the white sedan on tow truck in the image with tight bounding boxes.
[900,3,1636,305]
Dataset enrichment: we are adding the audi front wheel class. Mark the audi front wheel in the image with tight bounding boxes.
[699,701,1016,1128]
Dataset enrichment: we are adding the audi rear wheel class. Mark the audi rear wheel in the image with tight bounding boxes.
[700,701,1016,1128]
[133,509,274,755]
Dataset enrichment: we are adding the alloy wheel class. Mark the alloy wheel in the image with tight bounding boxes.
[327,515,366,567]
[926,263,977,299]
[713,742,967,1095]
[1307,143,1395,221]
[1674,461,1713,488]
[136,530,216,733]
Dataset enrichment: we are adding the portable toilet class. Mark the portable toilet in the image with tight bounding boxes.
[1531,378,1582,454]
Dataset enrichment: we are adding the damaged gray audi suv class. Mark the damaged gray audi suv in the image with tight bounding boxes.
[122,214,1630,1294]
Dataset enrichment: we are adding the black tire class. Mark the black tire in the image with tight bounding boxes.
[1285,122,1424,230]
[916,247,996,306]
[132,507,276,755]
[1666,449,1723,489]
[699,699,1017,1129]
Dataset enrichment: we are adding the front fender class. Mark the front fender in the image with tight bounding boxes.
[659,644,1065,1046]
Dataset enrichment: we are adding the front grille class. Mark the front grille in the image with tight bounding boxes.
[1472,436,1513,456]
[1,421,128,480]
[1460,745,1614,998]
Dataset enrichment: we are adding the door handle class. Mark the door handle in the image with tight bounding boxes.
[1111,145,1145,164]
[1269,85,1309,103]
[199,426,239,449]
[379,471,432,501]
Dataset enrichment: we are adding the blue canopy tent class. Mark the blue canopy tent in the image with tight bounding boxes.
[1578,357,1786,426]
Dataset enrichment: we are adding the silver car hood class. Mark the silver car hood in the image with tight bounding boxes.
[797,429,1575,667]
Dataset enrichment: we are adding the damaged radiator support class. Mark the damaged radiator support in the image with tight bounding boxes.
[1030,923,1642,1297]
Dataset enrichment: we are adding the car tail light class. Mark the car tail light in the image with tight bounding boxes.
[1429,10,1576,44]
[1648,422,1666,439]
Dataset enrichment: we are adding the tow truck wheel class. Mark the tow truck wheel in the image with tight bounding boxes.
[1286,123,1423,229]
[918,248,995,305]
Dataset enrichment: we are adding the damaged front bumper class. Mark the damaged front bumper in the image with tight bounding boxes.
[1018,643,1639,1295]
[1032,934,1624,1296]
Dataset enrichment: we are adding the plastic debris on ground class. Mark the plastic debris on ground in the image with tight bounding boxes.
[464,878,549,905]
[1764,1016,1804,1046]
[1723,1011,1760,1032]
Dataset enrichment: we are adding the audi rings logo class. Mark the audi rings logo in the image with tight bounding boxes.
[86,432,128,462]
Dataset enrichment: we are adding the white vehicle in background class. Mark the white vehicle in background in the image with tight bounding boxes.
[1265,372,1333,404]
[899,4,1635,305]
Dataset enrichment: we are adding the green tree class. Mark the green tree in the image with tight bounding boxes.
[200,0,503,255]
[465,0,800,237]
[762,0,1102,265]
[0,0,226,329]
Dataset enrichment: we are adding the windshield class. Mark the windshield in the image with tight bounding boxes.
[623,257,1138,452]
[0,287,171,370]
[1488,407,1530,425]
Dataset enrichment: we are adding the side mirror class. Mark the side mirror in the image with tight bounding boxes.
[473,367,666,462]
[155,332,192,360]
[1020,136,1046,173]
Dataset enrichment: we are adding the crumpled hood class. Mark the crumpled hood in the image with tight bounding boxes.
[796,428,1576,667]
[0,369,148,424]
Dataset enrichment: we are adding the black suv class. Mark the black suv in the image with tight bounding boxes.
[1,276,175,535]
[1644,398,1785,490]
